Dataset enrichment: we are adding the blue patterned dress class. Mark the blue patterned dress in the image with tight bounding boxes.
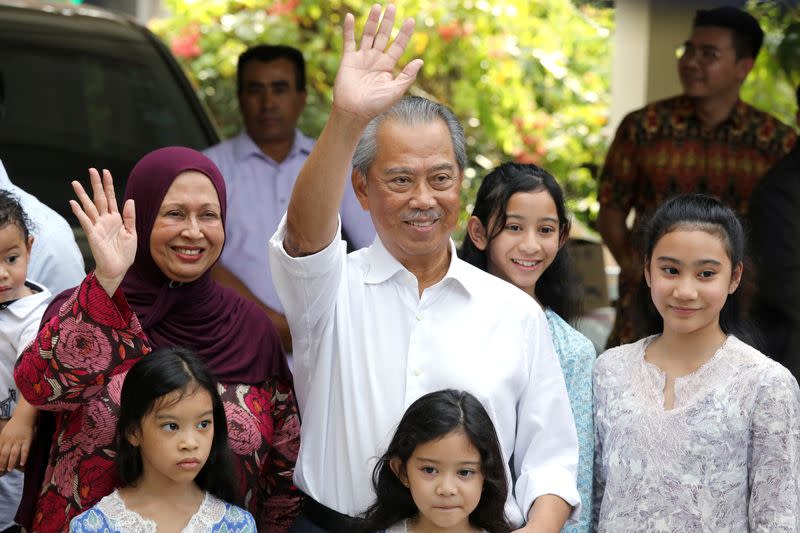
[545,308,595,533]
[69,490,256,532]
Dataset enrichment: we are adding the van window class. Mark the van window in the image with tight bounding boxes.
[0,19,214,221]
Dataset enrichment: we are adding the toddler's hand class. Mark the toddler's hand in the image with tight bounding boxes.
[0,414,34,473]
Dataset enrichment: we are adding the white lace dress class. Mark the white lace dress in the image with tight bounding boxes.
[593,335,800,532]
[68,490,256,532]
[380,519,488,532]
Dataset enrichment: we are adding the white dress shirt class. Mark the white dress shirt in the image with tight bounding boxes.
[204,131,375,313]
[0,160,86,296]
[0,281,51,530]
[269,218,581,527]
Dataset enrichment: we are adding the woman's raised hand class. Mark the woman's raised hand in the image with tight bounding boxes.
[333,4,423,121]
[70,168,136,297]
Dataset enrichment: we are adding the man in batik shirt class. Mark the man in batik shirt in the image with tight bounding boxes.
[598,6,796,347]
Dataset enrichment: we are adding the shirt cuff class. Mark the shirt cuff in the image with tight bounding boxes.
[268,214,346,278]
[517,465,582,525]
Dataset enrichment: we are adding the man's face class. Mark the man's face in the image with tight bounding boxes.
[678,26,753,102]
[353,118,462,270]
[238,58,306,149]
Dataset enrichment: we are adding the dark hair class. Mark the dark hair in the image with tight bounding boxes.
[360,389,511,533]
[237,44,306,94]
[459,162,580,321]
[0,190,32,241]
[693,6,764,59]
[640,194,755,343]
[115,346,239,505]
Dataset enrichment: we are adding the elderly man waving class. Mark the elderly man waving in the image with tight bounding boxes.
[270,5,580,532]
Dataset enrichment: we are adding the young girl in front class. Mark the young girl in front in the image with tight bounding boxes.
[69,346,256,532]
[460,162,594,533]
[360,389,510,533]
[0,190,52,533]
[593,194,800,531]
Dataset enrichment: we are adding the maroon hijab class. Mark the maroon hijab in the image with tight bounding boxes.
[118,146,288,384]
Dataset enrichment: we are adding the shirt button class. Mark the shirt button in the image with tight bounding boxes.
[413,368,422,376]
[416,314,422,321]
[279,197,287,203]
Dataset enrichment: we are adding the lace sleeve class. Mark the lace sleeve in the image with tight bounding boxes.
[592,361,607,531]
[748,366,800,531]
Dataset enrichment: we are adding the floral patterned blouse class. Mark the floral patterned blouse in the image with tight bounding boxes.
[545,309,595,533]
[15,274,301,533]
[593,335,800,532]
[69,490,255,532]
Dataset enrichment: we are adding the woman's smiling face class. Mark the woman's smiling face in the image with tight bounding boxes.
[149,171,224,283]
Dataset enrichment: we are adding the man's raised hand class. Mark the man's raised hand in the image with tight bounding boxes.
[334,4,423,121]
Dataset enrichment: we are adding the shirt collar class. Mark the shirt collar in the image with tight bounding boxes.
[677,95,747,129]
[233,129,313,162]
[5,281,50,319]
[363,236,474,296]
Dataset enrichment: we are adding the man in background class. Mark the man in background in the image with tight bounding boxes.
[597,6,796,347]
[205,45,374,352]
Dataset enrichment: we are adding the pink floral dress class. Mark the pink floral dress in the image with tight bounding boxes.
[15,274,301,533]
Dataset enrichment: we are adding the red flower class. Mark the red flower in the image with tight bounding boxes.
[438,21,462,42]
[56,317,112,373]
[82,398,117,448]
[14,358,54,402]
[78,455,117,506]
[267,0,300,16]
[244,387,275,441]
[52,447,83,491]
[33,490,69,531]
[224,402,261,456]
[171,28,202,60]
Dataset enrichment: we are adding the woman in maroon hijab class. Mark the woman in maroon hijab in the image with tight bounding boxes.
[14,147,300,532]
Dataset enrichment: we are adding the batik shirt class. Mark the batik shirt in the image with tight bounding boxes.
[599,95,796,345]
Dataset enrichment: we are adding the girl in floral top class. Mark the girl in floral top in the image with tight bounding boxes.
[70,346,255,532]
[460,162,595,532]
[14,148,299,532]
[593,194,800,531]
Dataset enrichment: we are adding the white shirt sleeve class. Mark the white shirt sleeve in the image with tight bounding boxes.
[268,214,347,357]
[513,313,582,524]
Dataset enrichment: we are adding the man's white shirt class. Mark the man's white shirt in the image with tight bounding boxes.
[269,217,581,527]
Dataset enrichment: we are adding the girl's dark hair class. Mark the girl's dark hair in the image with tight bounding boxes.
[0,190,32,240]
[116,346,239,505]
[360,389,511,533]
[459,162,580,321]
[640,193,756,344]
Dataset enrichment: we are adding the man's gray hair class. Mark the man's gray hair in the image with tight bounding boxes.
[352,96,467,176]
